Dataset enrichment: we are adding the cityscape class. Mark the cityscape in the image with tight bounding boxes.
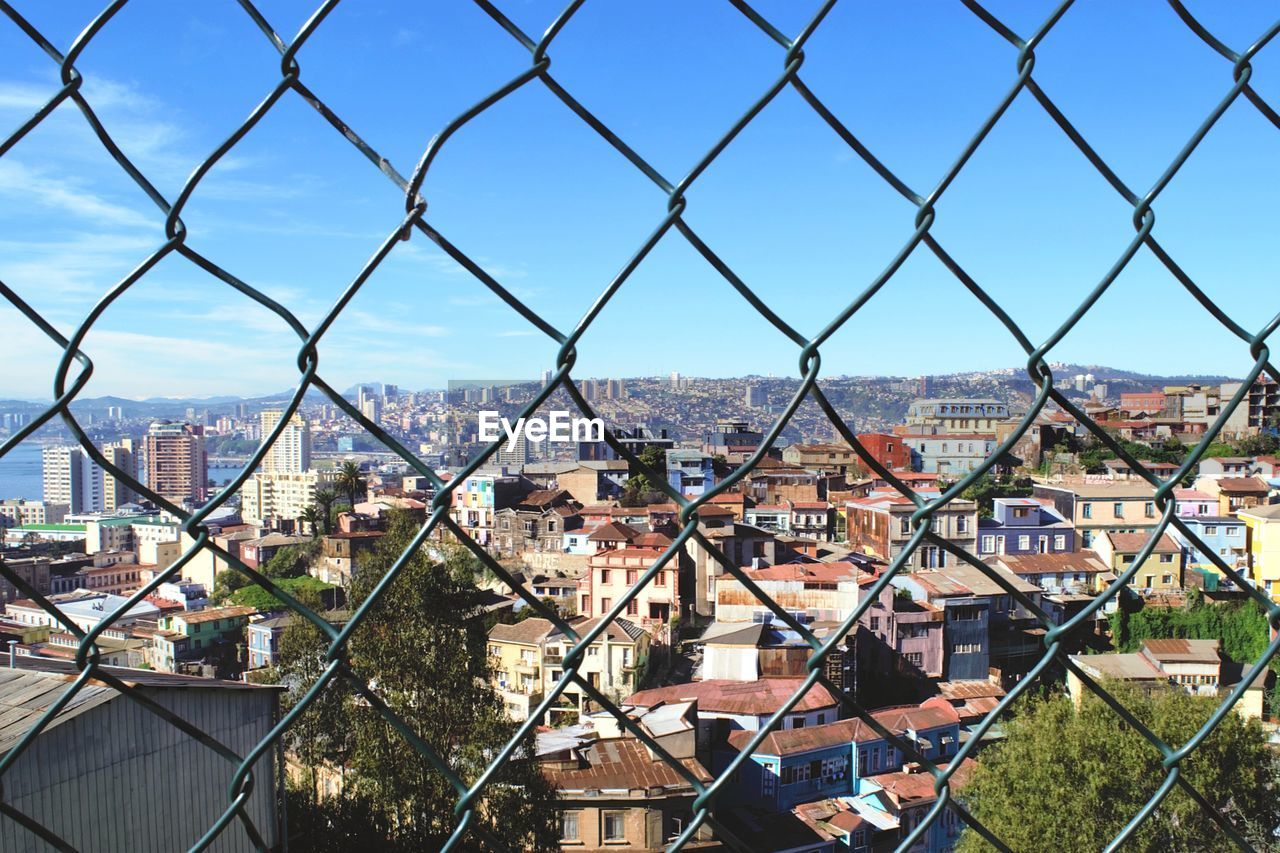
[2,366,1279,850]
[4,0,1280,850]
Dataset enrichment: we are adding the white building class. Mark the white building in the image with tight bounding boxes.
[259,410,311,473]
[239,469,340,527]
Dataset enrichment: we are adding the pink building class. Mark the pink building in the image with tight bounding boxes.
[578,534,678,631]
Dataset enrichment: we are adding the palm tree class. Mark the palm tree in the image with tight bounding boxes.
[336,460,365,515]
[314,489,337,535]
[298,506,321,538]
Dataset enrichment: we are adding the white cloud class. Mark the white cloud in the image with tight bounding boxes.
[0,160,157,228]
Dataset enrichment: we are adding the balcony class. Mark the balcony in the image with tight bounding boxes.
[544,654,564,666]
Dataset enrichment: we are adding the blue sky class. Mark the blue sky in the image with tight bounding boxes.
[1,0,1278,401]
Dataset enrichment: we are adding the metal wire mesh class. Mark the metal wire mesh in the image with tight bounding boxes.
[2,0,1279,850]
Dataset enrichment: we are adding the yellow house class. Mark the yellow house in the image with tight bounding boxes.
[1090,531,1184,593]
[486,618,556,722]
[1238,504,1280,602]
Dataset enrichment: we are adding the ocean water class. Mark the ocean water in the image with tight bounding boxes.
[0,442,247,502]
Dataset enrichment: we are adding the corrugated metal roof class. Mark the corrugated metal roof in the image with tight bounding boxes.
[0,655,282,753]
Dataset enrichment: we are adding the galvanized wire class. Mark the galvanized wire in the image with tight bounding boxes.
[0,0,1278,851]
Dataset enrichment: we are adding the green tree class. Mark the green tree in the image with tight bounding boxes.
[957,687,1279,852]
[298,505,321,538]
[336,461,365,515]
[314,488,337,535]
[281,511,558,850]
[212,569,250,603]
[264,541,319,580]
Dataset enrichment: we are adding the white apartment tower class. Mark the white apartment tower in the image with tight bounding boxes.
[42,446,104,514]
[259,410,311,474]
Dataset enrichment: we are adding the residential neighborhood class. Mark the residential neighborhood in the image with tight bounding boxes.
[4,374,1279,851]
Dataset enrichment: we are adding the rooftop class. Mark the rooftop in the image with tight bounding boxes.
[626,678,838,716]
[541,736,709,791]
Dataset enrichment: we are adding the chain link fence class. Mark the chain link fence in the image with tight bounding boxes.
[2,0,1280,850]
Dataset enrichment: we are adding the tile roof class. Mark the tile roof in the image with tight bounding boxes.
[489,617,556,645]
[1104,532,1180,553]
[1216,477,1270,493]
[586,521,641,541]
[626,678,837,716]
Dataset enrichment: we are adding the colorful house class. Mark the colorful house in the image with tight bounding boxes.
[1090,532,1183,593]
[1169,516,1248,587]
[977,497,1074,557]
[1238,504,1280,601]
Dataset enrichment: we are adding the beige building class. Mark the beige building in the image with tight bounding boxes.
[0,499,68,528]
[240,469,340,528]
[144,422,207,505]
[486,615,651,723]
[1033,482,1160,549]
[488,618,556,722]
[1068,639,1265,720]
[101,438,138,511]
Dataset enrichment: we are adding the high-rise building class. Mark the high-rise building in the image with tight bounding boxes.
[580,379,597,402]
[101,439,138,512]
[106,405,123,420]
[42,446,103,514]
[745,384,765,410]
[381,383,399,401]
[495,430,530,469]
[540,369,553,386]
[259,410,311,474]
[604,379,625,400]
[144,422,207,506]
[670,372,681,389]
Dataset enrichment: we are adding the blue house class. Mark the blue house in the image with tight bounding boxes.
[666,448,718,497]
[721,699,965,851]
[1170,515,1249,585]
[977,497,1074,557]
[246,614,293,670]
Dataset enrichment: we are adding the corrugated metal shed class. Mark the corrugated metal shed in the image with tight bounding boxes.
[0,656,282,853]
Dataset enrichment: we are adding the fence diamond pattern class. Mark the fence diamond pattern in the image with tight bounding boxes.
[2,0,1280,850]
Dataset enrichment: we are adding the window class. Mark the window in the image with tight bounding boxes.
[906,652,924,667]
[1054,535,1067,550]
[1018,535,1031,550]
[1114,502,1124,518]
[1205,526,1218,536]
[547,520,556,533]
[956,515,968,534]
[870,616,880,631]
[1160,553,1174,563]
[981,535,995,552]
[1082,502,1093,519]
[600,570,611,584]
[559,812,579,841]
[587,646,599,657]
[627,599,638,616]
[1162,574,1173,585]
[626,569,638,585]
[600,598,611,613]
[782,763,811,785]
[953,642,982,654]
[655,570,666,586]
[815,713,826,725]
[899,517,911,535]
[1144,502,1155,518]
[602,811,625,843]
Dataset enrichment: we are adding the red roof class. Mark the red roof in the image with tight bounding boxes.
[626,678,838,716]
[1104,532,1180,553]
[743,562,875,585]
